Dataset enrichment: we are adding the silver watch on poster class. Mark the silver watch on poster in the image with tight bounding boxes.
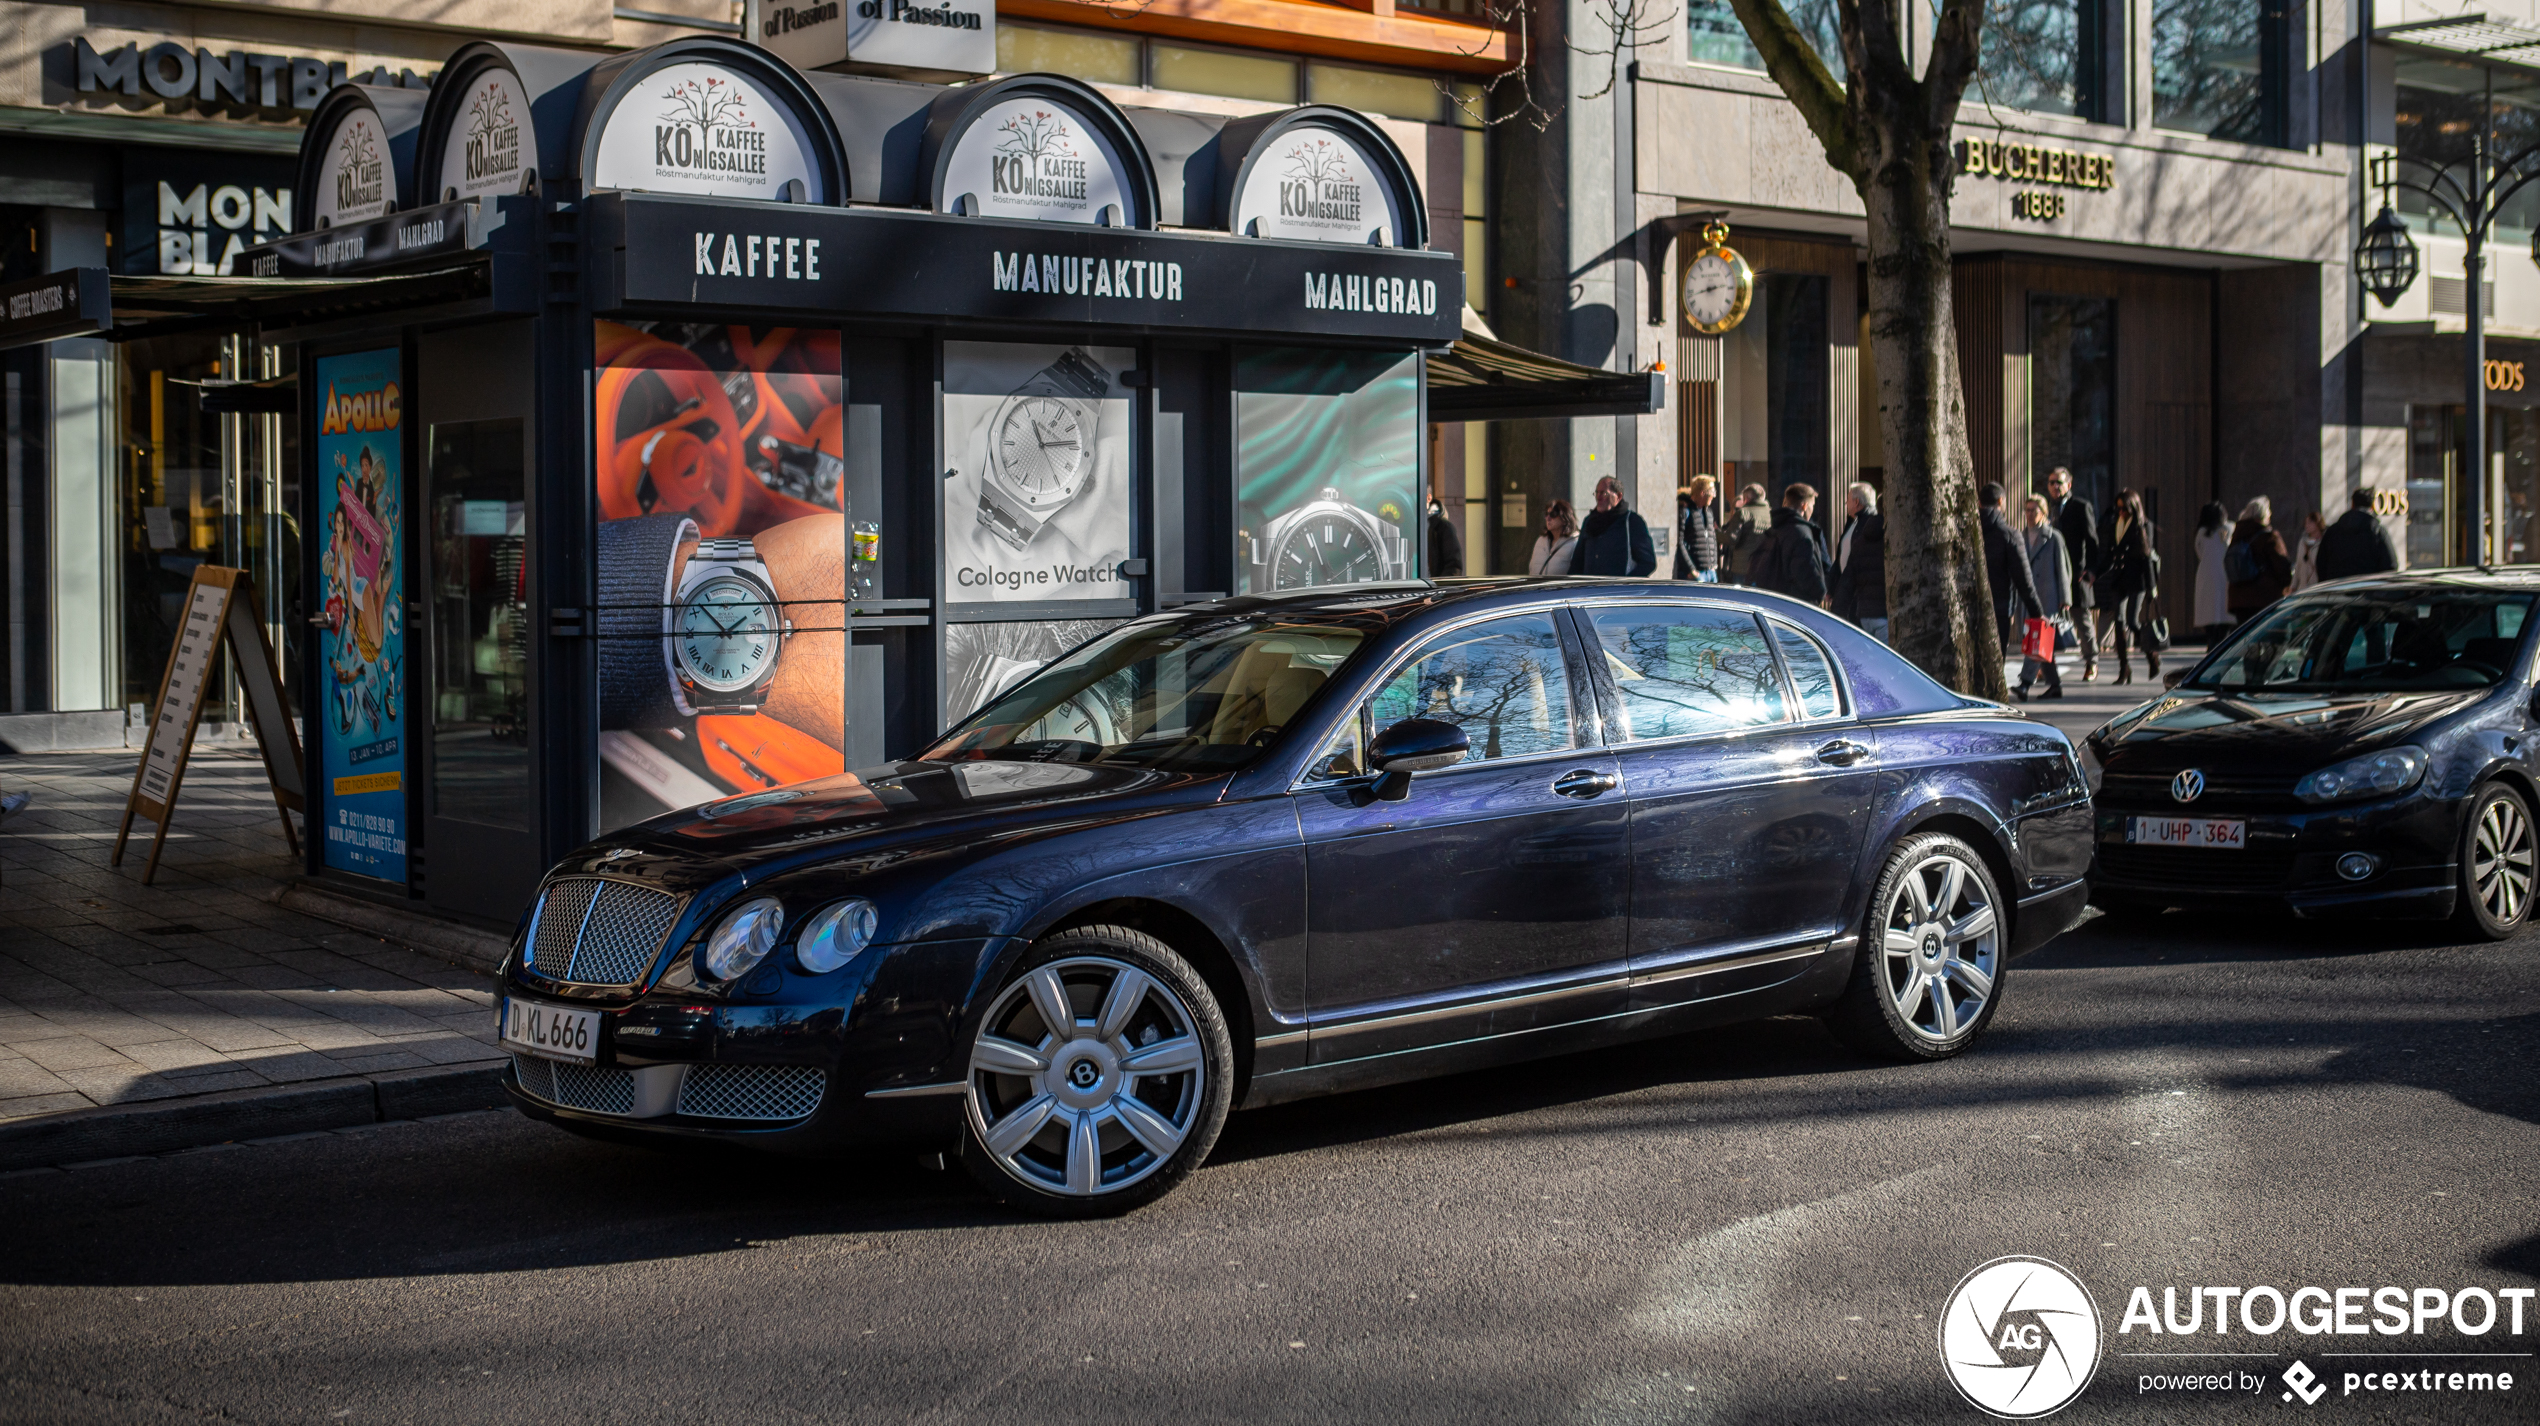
[668,535,792,716]
[1248,486,1412,589]
[976,347,1111,551]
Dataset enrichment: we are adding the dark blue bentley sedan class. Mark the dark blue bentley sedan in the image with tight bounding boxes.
[497,579,2092,1214]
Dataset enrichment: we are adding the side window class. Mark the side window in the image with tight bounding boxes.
[1587,604,1788,741]
[1364,613,1577,762]
[1769,621,1844,719]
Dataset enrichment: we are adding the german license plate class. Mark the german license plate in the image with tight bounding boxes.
[2126,816,2246,849]
[501,998,601,1064]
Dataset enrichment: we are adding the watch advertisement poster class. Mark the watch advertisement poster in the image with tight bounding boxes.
[942,341,1134,606]
[944,618,1124,727]
[591,319,849,831]
[1235,348,1420,594]
[314,347,409,882]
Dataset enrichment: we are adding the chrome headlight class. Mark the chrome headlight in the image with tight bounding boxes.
[702,897,785,981]
[2294,747,2428,805]
[794,898,879,974]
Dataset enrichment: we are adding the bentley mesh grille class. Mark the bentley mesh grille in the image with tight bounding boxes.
[527,878,683,986]
[676,1064,827,1122]
[511,1053,638,1115]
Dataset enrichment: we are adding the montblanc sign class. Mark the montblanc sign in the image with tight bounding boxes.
[71,36,425,116]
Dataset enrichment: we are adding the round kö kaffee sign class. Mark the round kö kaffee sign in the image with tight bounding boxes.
[1938,1256,2103,1418]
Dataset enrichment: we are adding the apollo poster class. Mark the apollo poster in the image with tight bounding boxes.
[314,348,408,882]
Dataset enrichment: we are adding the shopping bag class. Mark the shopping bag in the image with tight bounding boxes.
[2021,617,2056,663]
[2049,612,2075,652]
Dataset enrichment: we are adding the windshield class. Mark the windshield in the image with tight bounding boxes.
[2187,589,2535,693]
[926,616,1368,772]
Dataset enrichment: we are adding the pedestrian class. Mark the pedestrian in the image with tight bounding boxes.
[2316,487,2400,581]
[2043,466,2100,680]
[1751,483,1831,604]
[2192,501,2232,641]
[1426,497,1463,577]
[2225,495,2292,621]
[2095,488,2160,684]
[1978,484,2045,676]
[1529,499,1579,576]
[1830,481,1887,642]
[1725,482,1773,584]
[2290,509,2324,593]
[1677,475,1722,582]
[2017,494,2069,700]
[1574,474,1657,576]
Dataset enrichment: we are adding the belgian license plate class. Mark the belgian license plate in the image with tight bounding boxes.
[501,999,601,1064]
[2126,816,2246,849]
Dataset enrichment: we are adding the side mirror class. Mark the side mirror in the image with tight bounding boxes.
[2162,669,2189,690]
[1366,717,1469,802]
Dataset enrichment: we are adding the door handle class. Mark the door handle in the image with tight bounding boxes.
[1552,768,1620,798]
[1815,739,1871,767]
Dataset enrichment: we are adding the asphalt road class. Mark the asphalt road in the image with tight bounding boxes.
[3,907,2534,1426]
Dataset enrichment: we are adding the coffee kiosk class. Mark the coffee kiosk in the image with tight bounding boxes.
[214,35,1464,926]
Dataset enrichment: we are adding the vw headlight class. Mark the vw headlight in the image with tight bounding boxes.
[702,897,785,981]
[794,898,879,974]
[2293,747,2428,805]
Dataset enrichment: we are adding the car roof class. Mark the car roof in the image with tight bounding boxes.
[1173,577,1828,629]
[2307,567,2540,592]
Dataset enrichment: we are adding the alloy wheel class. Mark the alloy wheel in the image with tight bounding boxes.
[966,956,1209,1198]
[1878,851,2000,1044]
[2473,793,2536,926]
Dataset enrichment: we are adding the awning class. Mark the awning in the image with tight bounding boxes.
[1426,326,1666,421]
[2375,14,2540,78]
[0,263,493,352]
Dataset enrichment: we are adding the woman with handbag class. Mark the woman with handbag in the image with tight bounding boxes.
[2095,489,2161,685]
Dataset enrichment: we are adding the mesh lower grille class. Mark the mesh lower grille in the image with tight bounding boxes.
[677,1064,826,1122]
[526,878,682,987]
[512,1053,638,1115]
[2097,843,2298,890]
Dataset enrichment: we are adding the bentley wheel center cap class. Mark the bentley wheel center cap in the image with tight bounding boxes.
[1050,1043,1122,1109]
[1069,1060,1100,1089]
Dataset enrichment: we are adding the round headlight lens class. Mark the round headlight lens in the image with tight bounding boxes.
[702,897,785,981]
[795,898,880,974]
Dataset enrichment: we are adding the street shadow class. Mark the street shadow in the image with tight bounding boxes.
[2023,902,2501,970]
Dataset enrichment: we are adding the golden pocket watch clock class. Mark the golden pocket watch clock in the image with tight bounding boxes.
[1680,220,1755,336]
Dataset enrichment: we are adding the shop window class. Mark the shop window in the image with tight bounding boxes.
[1306,63,1449,124]
[2406,405,2454,569]
[590,321,848,833]
[1687,0,1843,81]
[426,419,529,830]
[996,23,1140,86]
[2151,0,2285,145]
[1721,274,1830,508]
[1981,0,2103,119]
[2028,295,2115,515]
[1235,348,1422,593]
[1151,44,1298,105]
[2392,64,2540,238]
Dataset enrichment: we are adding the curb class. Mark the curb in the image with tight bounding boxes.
[0,1060,511,1171]
[275,881,510,975]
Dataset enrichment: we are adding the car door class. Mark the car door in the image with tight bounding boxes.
[1574,601,1877,1009]
[1296,608,1631,1062]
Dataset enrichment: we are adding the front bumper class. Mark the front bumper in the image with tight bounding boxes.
[2087,790,2460,918]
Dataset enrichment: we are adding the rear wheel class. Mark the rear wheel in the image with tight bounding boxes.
[1826,833,2006,1061]
[2455,782,2536,940]
[958,926,1233,1217]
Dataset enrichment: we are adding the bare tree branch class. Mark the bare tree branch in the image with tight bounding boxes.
[1572,0,1680,101]
[1438,0,1565,131]
[1723,0,1862,179]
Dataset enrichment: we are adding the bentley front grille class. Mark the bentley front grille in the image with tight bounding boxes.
[676,1064,828,1122]
[527,878,683,986]
[511,1054,638,1115]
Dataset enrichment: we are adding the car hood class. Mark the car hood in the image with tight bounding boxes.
[549,759,1211,892]
[2093,687,2485,776]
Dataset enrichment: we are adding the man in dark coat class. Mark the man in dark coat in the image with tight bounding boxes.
[1751,483,1831,605]
[2043,467,2099,679]
[1830,481,1887,641]
[1980,482,2044,658]
[1425,498,1463,577]
[2316,487,2401,582]
[1575,475,1656,576]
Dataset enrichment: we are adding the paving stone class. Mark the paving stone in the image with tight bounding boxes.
[0,1060,77,1100]
[53,1066,191,1104]
[117,1039,234,1073]
[15,1036,133,1073]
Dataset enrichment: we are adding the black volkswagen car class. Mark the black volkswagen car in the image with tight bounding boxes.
[498,580,2091,1215]
[2086,571,2540,936]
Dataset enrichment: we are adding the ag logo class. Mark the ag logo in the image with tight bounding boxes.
[1939,1256,2102,1418]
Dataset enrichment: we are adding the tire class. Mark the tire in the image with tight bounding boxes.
[957,925,1234,1217]
[2454,781,2536,941]
[1825,833,2008,1061]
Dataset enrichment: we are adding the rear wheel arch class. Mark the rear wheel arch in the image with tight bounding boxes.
[1883,809,2021,943]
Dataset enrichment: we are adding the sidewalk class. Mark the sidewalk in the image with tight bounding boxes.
[1998,637,2206,744]
[0,748,513,1169]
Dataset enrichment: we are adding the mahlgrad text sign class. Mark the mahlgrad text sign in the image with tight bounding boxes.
[595,194,1459,343]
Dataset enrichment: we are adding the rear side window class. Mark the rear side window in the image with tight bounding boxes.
[1769,621,1844,719]
[1364,612,1578,763]
[1586,605,1788,741]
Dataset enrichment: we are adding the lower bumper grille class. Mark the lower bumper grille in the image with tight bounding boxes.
[2097,843,2298,891]
[511,1054,637,1115]
[677,1064,827,1122]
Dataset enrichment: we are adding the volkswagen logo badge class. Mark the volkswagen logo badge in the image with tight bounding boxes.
[2171,769,2206,804]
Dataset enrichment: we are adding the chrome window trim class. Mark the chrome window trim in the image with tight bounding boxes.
[1311,969,1621,1039]
[1572,598,1867,748]
[1290,599,1592,792]
[1758,615,1856,725]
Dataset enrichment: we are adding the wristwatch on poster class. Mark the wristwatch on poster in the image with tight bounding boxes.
[1249,486,1413,589]
[976,348,1110,551]
[668,535,793,716]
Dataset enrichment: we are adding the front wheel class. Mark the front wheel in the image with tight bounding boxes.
[2455,782,2536,940]
[958,926,1233,1217]
[1825,833,2007,1061]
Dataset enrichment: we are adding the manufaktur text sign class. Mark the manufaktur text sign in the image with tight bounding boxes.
[592,193,1461,344]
